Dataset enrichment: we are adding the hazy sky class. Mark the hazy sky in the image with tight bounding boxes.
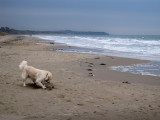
[0,0,160,35]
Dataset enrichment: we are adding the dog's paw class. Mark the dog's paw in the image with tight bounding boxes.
[42,86,46,89]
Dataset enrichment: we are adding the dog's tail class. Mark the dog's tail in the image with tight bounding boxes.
[19,60,28,70]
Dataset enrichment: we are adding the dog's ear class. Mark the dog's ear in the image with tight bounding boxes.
[48,72,52,80]
[45,73,49,81]
[45,72,52,81]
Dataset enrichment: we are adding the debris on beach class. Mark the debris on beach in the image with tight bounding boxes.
[122,81,131,84]
[49,42,54,45]
[95,57,100,59]
[100,63,106,65]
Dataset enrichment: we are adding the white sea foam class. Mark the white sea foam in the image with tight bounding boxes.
[111,61,160,76]
[34,34,160,61]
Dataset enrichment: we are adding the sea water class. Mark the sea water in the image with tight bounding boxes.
[34,34,160,76]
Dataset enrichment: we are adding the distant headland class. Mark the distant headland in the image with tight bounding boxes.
[0,27,109,36]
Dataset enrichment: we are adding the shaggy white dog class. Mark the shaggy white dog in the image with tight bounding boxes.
[19,60,52,89]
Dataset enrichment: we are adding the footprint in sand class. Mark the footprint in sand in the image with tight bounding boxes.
[87,69,93,71]
[89,73,94,77]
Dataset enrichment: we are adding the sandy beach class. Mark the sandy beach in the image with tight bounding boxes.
[0,35,160,120]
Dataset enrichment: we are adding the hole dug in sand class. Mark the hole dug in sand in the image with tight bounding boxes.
[27,82,55,90]
[43,81,55,90]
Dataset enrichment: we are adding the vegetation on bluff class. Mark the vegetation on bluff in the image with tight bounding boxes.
[0,27,109,36]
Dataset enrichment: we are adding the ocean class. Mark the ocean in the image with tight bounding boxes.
[34,34,160,76]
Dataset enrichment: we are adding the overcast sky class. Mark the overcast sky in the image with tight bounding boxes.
[0,0,160,35]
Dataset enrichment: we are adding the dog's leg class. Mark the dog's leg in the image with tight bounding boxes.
[23,79,27,86]
[35,78,46,89]
[21,72,27,87]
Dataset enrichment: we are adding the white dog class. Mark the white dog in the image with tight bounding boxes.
[19,60,52,89]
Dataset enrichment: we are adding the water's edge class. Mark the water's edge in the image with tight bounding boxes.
[35,35,160,77]
[57,47,160,77]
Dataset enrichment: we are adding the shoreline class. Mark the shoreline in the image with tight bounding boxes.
[34,34,160,62]
[0,35,160,120]
[34,35,151,61]
[35,35,160,78]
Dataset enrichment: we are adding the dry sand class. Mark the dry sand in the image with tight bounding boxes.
[0,35,160,120]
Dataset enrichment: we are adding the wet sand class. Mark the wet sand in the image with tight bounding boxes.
[0,35,160,120]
